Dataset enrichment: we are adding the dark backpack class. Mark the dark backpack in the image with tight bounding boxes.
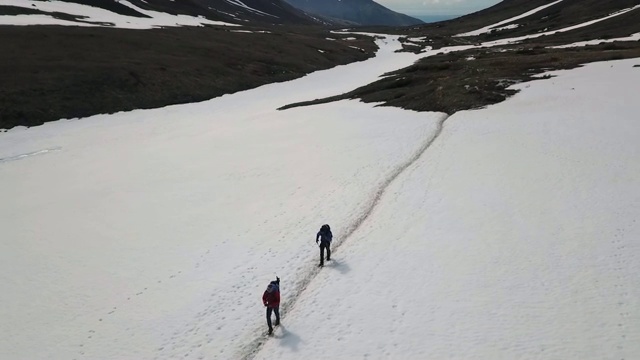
[320,224,332,242]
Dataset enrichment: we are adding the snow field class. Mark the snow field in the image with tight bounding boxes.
[0,100,442,359]
[256,59,640,359]
[1,12,639,359]
[0,35,441,359]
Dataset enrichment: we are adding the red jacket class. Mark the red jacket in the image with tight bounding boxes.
[262,283,280,307]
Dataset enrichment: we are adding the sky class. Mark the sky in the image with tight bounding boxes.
[377,0,503,16]
[2,2,640,360]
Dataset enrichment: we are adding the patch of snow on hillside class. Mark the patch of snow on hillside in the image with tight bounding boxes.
[216,10,238,18]
[550,32,640,48]
[480,4,640,47]
[230,29,271,34]
[455,0,563,37]
[0,14,100,27]
[491,23,520,32]
[225,0,278,18]
[0,0,237,29]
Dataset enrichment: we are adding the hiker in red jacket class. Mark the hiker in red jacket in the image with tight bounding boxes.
[262,276,280,335]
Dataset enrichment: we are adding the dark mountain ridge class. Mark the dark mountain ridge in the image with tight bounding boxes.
[283,0,423,26]
[1,0,322,25]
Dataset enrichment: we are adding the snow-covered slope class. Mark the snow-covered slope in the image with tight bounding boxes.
[256,57,640,360]
[0,35,436,360]
[0,0,318,27]
[0,0,234,28]
[455,0,564,37]
[450,0,640,42]
[476,4,640,46]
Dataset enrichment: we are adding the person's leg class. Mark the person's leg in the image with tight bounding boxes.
[274,307,280,326]
[319,243,325,266]
[326,243,331,261]
[266,307,273,332]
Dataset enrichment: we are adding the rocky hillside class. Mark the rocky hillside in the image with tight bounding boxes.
[0,0,322,26]
[397,0,640,41]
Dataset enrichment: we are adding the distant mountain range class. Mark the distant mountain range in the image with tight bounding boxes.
[282,0,423,26]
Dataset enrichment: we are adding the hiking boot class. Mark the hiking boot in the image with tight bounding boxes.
[274,320,280,326]
[268,328,273,335]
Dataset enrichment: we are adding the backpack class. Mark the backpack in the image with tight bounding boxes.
[320,224,332,242]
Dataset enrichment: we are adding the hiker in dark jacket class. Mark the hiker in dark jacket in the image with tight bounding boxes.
[262,277,280,335]
[316,224,333,267]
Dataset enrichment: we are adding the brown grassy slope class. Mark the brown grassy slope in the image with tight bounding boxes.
[0,25,376,129]
[281,42,640,114]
